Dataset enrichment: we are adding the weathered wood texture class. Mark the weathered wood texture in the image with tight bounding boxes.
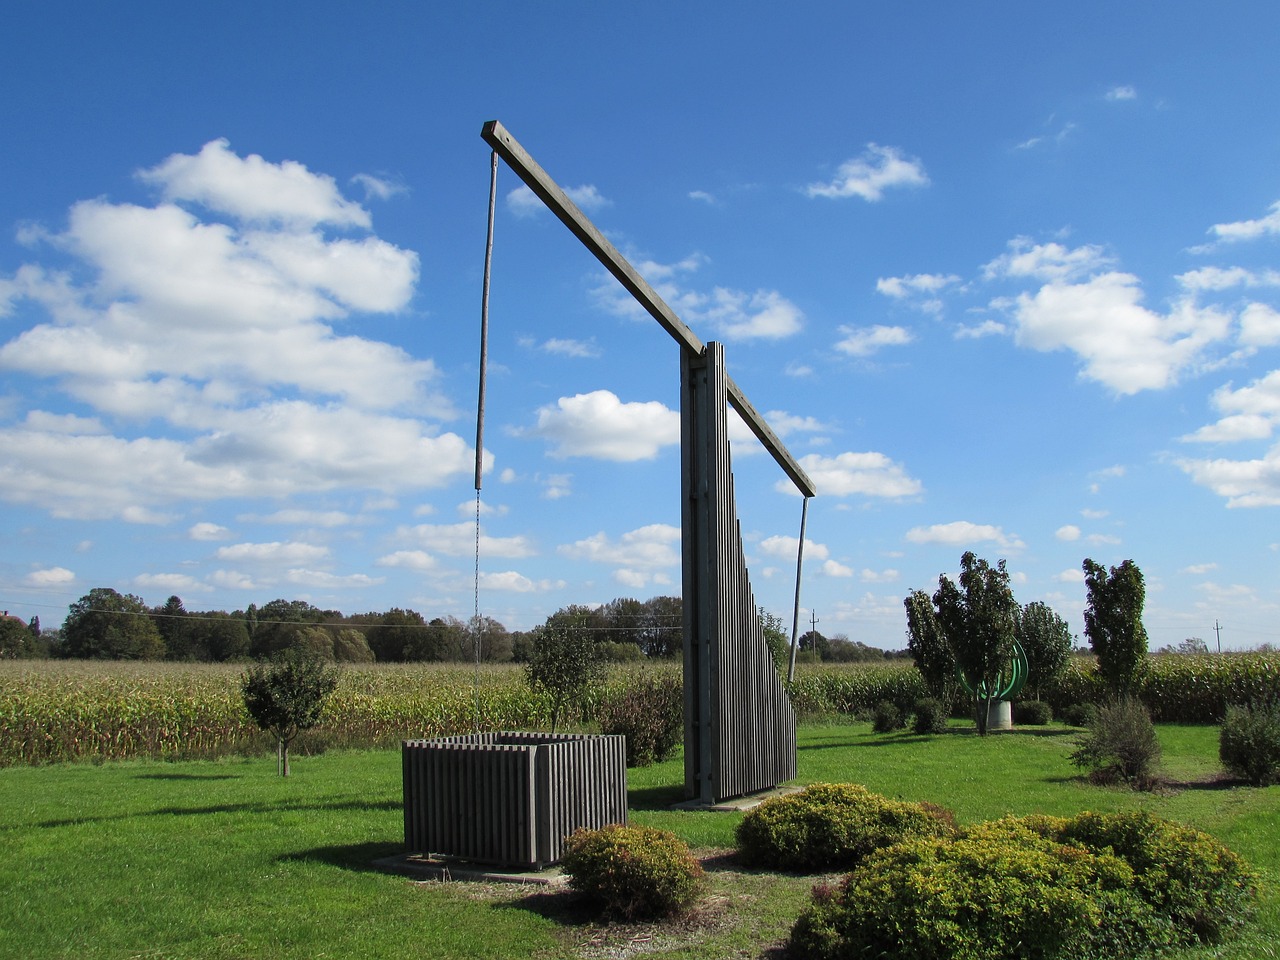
[682,344,798,804]
[402,732,627,868]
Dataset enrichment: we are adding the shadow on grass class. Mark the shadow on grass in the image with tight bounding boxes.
[628,784,685,811]
[132,772,241,781]
[281,840,406,872]
[32,797,400,830]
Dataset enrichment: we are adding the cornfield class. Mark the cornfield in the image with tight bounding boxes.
[3,653,1276,767]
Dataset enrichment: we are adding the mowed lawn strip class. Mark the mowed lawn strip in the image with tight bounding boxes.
[1,723,1275,960]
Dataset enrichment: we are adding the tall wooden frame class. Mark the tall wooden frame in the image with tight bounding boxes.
[482,122,814,803]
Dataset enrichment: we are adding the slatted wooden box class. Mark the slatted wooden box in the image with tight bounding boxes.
[402,732,628,869]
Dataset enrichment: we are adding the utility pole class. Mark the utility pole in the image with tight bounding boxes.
[1214,620,1222,654]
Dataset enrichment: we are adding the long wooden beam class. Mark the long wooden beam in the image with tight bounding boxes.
[482,120,817,499]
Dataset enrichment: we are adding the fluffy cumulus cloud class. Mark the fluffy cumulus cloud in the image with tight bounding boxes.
[805,144,929,201]
[1208,200,1280,244]
[835,324,914,357]
[0,140,474,522]
[1178,371,1280,506]
[529,390,679,460]
[905,521,1025,551]
[592,253,803,342]
[1008,269,1231,394]
[786,451,921,499]
[757,535,830,562]
[559,524,680,587]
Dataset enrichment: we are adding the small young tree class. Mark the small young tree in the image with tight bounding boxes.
[525,624,604,733]
[1017,600,1073,700]
[934,552,1020,736]
[1082,558,1149,697]
[241,647,338,776]
[904,589,959,710]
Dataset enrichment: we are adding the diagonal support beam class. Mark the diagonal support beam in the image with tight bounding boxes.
[482,120,817,499]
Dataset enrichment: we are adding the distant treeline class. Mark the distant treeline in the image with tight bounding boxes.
[0,589,908,664]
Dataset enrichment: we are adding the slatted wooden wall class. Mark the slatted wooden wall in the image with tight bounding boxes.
[402,732,627,868]
[682,343,798,804]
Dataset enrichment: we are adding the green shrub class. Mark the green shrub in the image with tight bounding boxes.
[1219,701,1280,786]
[560,823,704,920]
[871,699,905,733]
[1061,702,1098,727]
[596,672,682,767]
[911,696,949,734]
[1015,699,1054,725]
[736,783,953,872]
[1070,696,1161,785]
[1057,810,1259,944]
[790,821,1171,960]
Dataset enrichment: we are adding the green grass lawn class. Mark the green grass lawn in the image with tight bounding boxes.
[1,723,1275,959]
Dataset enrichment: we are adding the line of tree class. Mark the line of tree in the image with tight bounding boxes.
[903,553,1135,734]
[20,590,704,663]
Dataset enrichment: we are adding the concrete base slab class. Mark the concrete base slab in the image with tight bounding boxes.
[671,784,803,812]
[372,853,567,886]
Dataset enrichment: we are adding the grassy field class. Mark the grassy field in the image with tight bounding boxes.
[0,721,1275,960]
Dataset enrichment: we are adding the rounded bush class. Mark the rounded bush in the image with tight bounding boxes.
[911,696,949,734]
[596,673,683,767]
[1015,699,1054,725]
[736,783,953,872]
[1057,810,1259,944]
[1061,702,1099,727]
[560,823,705,920]
[1219,701,1280,786]
[871,699,905,733]
[1070,696,1161,784]
[790,822,1170,960]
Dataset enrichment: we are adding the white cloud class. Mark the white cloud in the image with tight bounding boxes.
[529,390,679,461]
[540,337,602,358]
[375,550,438,572]
[134,572,208,593]
[507,183,611,218]
[876,273,962,300]
[860,568,900,583]
[835,324,914,357]
[805,144,929,201]
[1106,85,1138,101]
[984,238,1112,283]
[1209,200,1280,244]
[559,524,681,571]
[905,521,1025,551]
[0,141,472,523]
[1182,562,1218,575]
[1176,445,1280,507]
[398,521,534,558]
[478,571,565,593]
[189,522,231,541]
[822,559,855,577]
[214,540,331,565]
[1055,525,1082,541]
[757,535,830,561]
[1176,266,1280,292]
[954,320,1008,339]
[787,451,922,499]
[1182,370,1280,443]
[286,569,384,589]
[1240,303,1280,347]
[350,172,407,201]
[138,139,370,227]
[688,190,716,204]
[1011,272,1231,394]
[22,566,75,587]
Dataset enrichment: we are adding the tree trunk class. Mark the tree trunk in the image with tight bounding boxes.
[278,737,291,777]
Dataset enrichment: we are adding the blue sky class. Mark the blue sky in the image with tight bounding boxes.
[2,2,1278,649]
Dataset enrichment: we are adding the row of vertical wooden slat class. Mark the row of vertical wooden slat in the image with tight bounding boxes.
[402,732,627,868]
[682,343,798,805]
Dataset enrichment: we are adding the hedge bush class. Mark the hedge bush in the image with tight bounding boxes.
[912,696,949,734]
[595,672,683,767]
[790,821,1169,960]
[870,699,905,733]
[789,810,1259,960]
[1070,696,1161,785]
[560,823,705,920]
[1015,699,1054,726]
[736,782,953,872]
[1219,701,1280,786]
